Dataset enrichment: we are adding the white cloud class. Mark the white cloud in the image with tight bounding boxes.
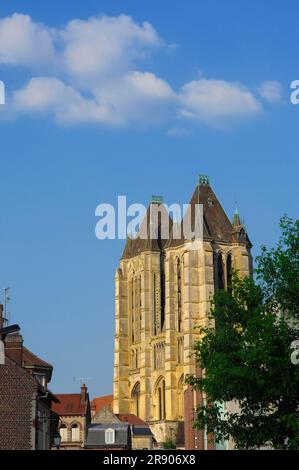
[0,13,56,66]
[126,71,174,99]
[179,79,261,125]
[258,81,283,103]
[92,71,175,125]
[12,77,122,125]
[1,13,173,126]
[60,15,161,85]
[12,73,175,126]
[0,12,265,129]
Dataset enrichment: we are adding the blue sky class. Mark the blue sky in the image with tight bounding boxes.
[0,0,298,397]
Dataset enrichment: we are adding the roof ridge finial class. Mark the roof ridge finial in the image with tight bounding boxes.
[151,195,163,204]
[198,174,210,186]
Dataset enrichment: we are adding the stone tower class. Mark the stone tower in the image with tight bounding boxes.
[113,176,252,445]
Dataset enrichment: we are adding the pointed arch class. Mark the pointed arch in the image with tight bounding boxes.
[131,381,141,417]
[177,257,182,332]
[154,376,166,420]
[226,253,233,293]
[70,422,81,442]
[177,374,184,419]
[217,252,225,290]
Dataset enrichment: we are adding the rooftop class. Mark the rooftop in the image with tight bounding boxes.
[91,394,113,413]
[52,393,88,416]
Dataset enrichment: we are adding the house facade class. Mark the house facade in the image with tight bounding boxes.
[0,306,59,450]
[52,384,91,450]
[91,395,154,449]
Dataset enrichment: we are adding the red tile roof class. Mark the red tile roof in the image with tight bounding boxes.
[52,394,87,416]
[22,347,53,382]
[22,347,52,369]
[116,414,147,426]
[91,395,113,413]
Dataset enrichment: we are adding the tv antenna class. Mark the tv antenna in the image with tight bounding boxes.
[3,287,10,327]
[74,377,92,386]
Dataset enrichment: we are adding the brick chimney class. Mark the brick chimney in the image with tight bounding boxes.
[90,400,96,418]
[80,384,87,404]
[5,333,23,366]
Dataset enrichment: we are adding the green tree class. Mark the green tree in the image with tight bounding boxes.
[187,216,299,449]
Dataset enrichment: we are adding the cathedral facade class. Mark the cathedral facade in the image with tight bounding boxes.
[113,176,252,446]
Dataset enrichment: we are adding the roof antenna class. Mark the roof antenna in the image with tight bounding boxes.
[74,377,92,387]
[3,287,10,327]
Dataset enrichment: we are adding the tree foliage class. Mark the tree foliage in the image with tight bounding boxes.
[187,216,299,449]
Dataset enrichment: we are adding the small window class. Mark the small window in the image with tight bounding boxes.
[34,373,46,387]
[71,423,80,442]
[59,424,68,442]
[105,428,115,445]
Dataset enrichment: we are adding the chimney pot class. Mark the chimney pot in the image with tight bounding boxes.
[80,383,87,404]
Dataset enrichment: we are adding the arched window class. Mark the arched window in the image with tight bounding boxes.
[59,424,68,442]
[130,278,135,343]
[139,275,142,326]
[135,348,138,369]
[153,273,162,335]
[134,277,140,342]
[177,336,184,365]
[153,273,157,335]
[130,275,142,344]
[155,378,166,420]
[177,375,184,419]
[238,228,245,240]
[217,253,225,290]
[71,423,80,442]
[131,382,141,417]
[131,348,139,369]
[153,256,166,336]
[177,259,182,332]
[160,253,165,331]
[158,387,162,419]
[227,254,232,293]
[131,349,135,369]
[153,342,165,369]
[105,428,115,445]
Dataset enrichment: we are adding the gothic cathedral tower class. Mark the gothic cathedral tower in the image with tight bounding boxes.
[113,176,252,445]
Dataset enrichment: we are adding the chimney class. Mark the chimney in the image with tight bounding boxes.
[91,400,96,417]
[5,333,23,366]
[80,384,87,404]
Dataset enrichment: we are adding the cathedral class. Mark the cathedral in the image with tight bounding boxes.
[113,176,252,447]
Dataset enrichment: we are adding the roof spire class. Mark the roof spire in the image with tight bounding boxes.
[151,195,163,204]
[232,207,242,227]
[198,174,210,186]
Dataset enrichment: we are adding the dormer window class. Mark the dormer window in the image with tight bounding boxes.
[238,228,245,239]
[34,373,46,387]
[105,428,115,445]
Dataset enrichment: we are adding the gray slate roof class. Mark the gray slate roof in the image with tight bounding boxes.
[85,423,130,448]
[131,425,153,437]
